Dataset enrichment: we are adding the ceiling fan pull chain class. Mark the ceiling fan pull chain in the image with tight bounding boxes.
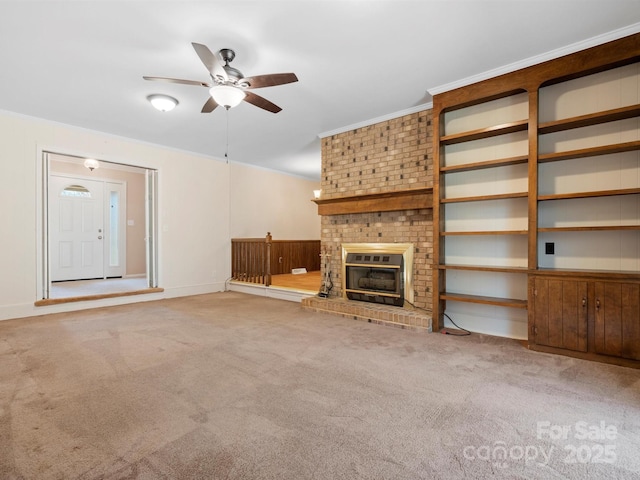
[225,108,229,163]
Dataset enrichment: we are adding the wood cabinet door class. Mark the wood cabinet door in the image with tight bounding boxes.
[532,277,588,352]
[594,282,640,360]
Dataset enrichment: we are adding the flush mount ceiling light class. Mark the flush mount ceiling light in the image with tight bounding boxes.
[147,94,178,112]
[209,85,246,109]
[83,158,100,171]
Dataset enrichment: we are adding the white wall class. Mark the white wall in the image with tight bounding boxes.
[229,162,320,240]
[0,111,231,321]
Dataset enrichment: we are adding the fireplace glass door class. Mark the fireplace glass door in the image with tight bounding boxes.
[344,253,404,306]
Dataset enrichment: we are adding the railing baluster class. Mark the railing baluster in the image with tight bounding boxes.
[230,234,320,286]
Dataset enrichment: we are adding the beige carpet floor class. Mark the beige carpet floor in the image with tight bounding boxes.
[1,292,639,479]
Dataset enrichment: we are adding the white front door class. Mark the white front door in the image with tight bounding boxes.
[49,176,104,281]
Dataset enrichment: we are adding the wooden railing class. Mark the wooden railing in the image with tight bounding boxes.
[231,233,320,286]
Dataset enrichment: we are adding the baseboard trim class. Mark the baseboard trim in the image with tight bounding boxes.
[227,281,316,303]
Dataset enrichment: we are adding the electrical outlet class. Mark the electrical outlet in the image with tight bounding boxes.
[545,242,555,255]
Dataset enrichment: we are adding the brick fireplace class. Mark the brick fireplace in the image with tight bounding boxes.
[302,109,434,331]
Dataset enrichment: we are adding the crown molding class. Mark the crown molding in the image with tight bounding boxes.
[318,102,433,139]
[428,22,640,96]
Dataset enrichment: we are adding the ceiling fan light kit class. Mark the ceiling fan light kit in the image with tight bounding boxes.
[209,85,246,109]
[143,43,298,114]
[147,94,178,112]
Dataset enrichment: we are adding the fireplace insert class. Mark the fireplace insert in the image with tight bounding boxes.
[344,252,404,307]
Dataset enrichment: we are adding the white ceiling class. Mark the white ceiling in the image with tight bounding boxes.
[1,1,639,180]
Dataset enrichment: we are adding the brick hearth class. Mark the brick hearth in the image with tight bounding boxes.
[302,296,432,332]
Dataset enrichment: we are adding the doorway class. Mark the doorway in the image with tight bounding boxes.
[40,152,158,301]
[49,175,126,281]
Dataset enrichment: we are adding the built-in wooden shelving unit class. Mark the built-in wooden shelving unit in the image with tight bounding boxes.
[432,32,640,367]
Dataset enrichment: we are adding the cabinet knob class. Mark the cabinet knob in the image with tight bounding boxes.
[596,298,600,311]
[582,297,586,308]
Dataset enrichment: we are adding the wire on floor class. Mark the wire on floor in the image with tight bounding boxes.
[441,313,471,336]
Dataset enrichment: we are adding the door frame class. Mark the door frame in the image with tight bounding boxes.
[36,148,158,300]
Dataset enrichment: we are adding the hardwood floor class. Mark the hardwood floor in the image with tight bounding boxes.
[270,271,321,292]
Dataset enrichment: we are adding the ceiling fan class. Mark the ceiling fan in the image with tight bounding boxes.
[143,43,298,113]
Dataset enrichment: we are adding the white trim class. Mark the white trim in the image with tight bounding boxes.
[428,22,640,96]
[36,150,48,301]
[227,281,316,303]
[318,102,433,139]
[162,282,226,298]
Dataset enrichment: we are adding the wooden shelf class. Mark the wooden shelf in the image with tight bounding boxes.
[442,230,528,236]
[440,155,528,173]
[312,187,432,216]
[538,225,640,232]
[440,120,528,145]
[532,268,640,280]
[538,104,640,134]
[538,140,640,163]
[440,292,527,309]
[538,188,640,201]
[439,264,528,273]
[441,191,527,204]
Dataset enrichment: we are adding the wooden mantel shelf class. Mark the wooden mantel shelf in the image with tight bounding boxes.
[312,187,433,215]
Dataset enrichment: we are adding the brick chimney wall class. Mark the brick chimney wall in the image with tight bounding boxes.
[319,109,434,312]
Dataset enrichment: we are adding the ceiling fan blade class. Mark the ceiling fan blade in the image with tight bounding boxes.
[243,91,282,113]
[143,76,210,88]
[243,73,298,89]
[191,42,228,81]
[201,97,218,113]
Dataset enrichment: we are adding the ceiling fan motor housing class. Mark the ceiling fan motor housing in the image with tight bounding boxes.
[218,49,245,84]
